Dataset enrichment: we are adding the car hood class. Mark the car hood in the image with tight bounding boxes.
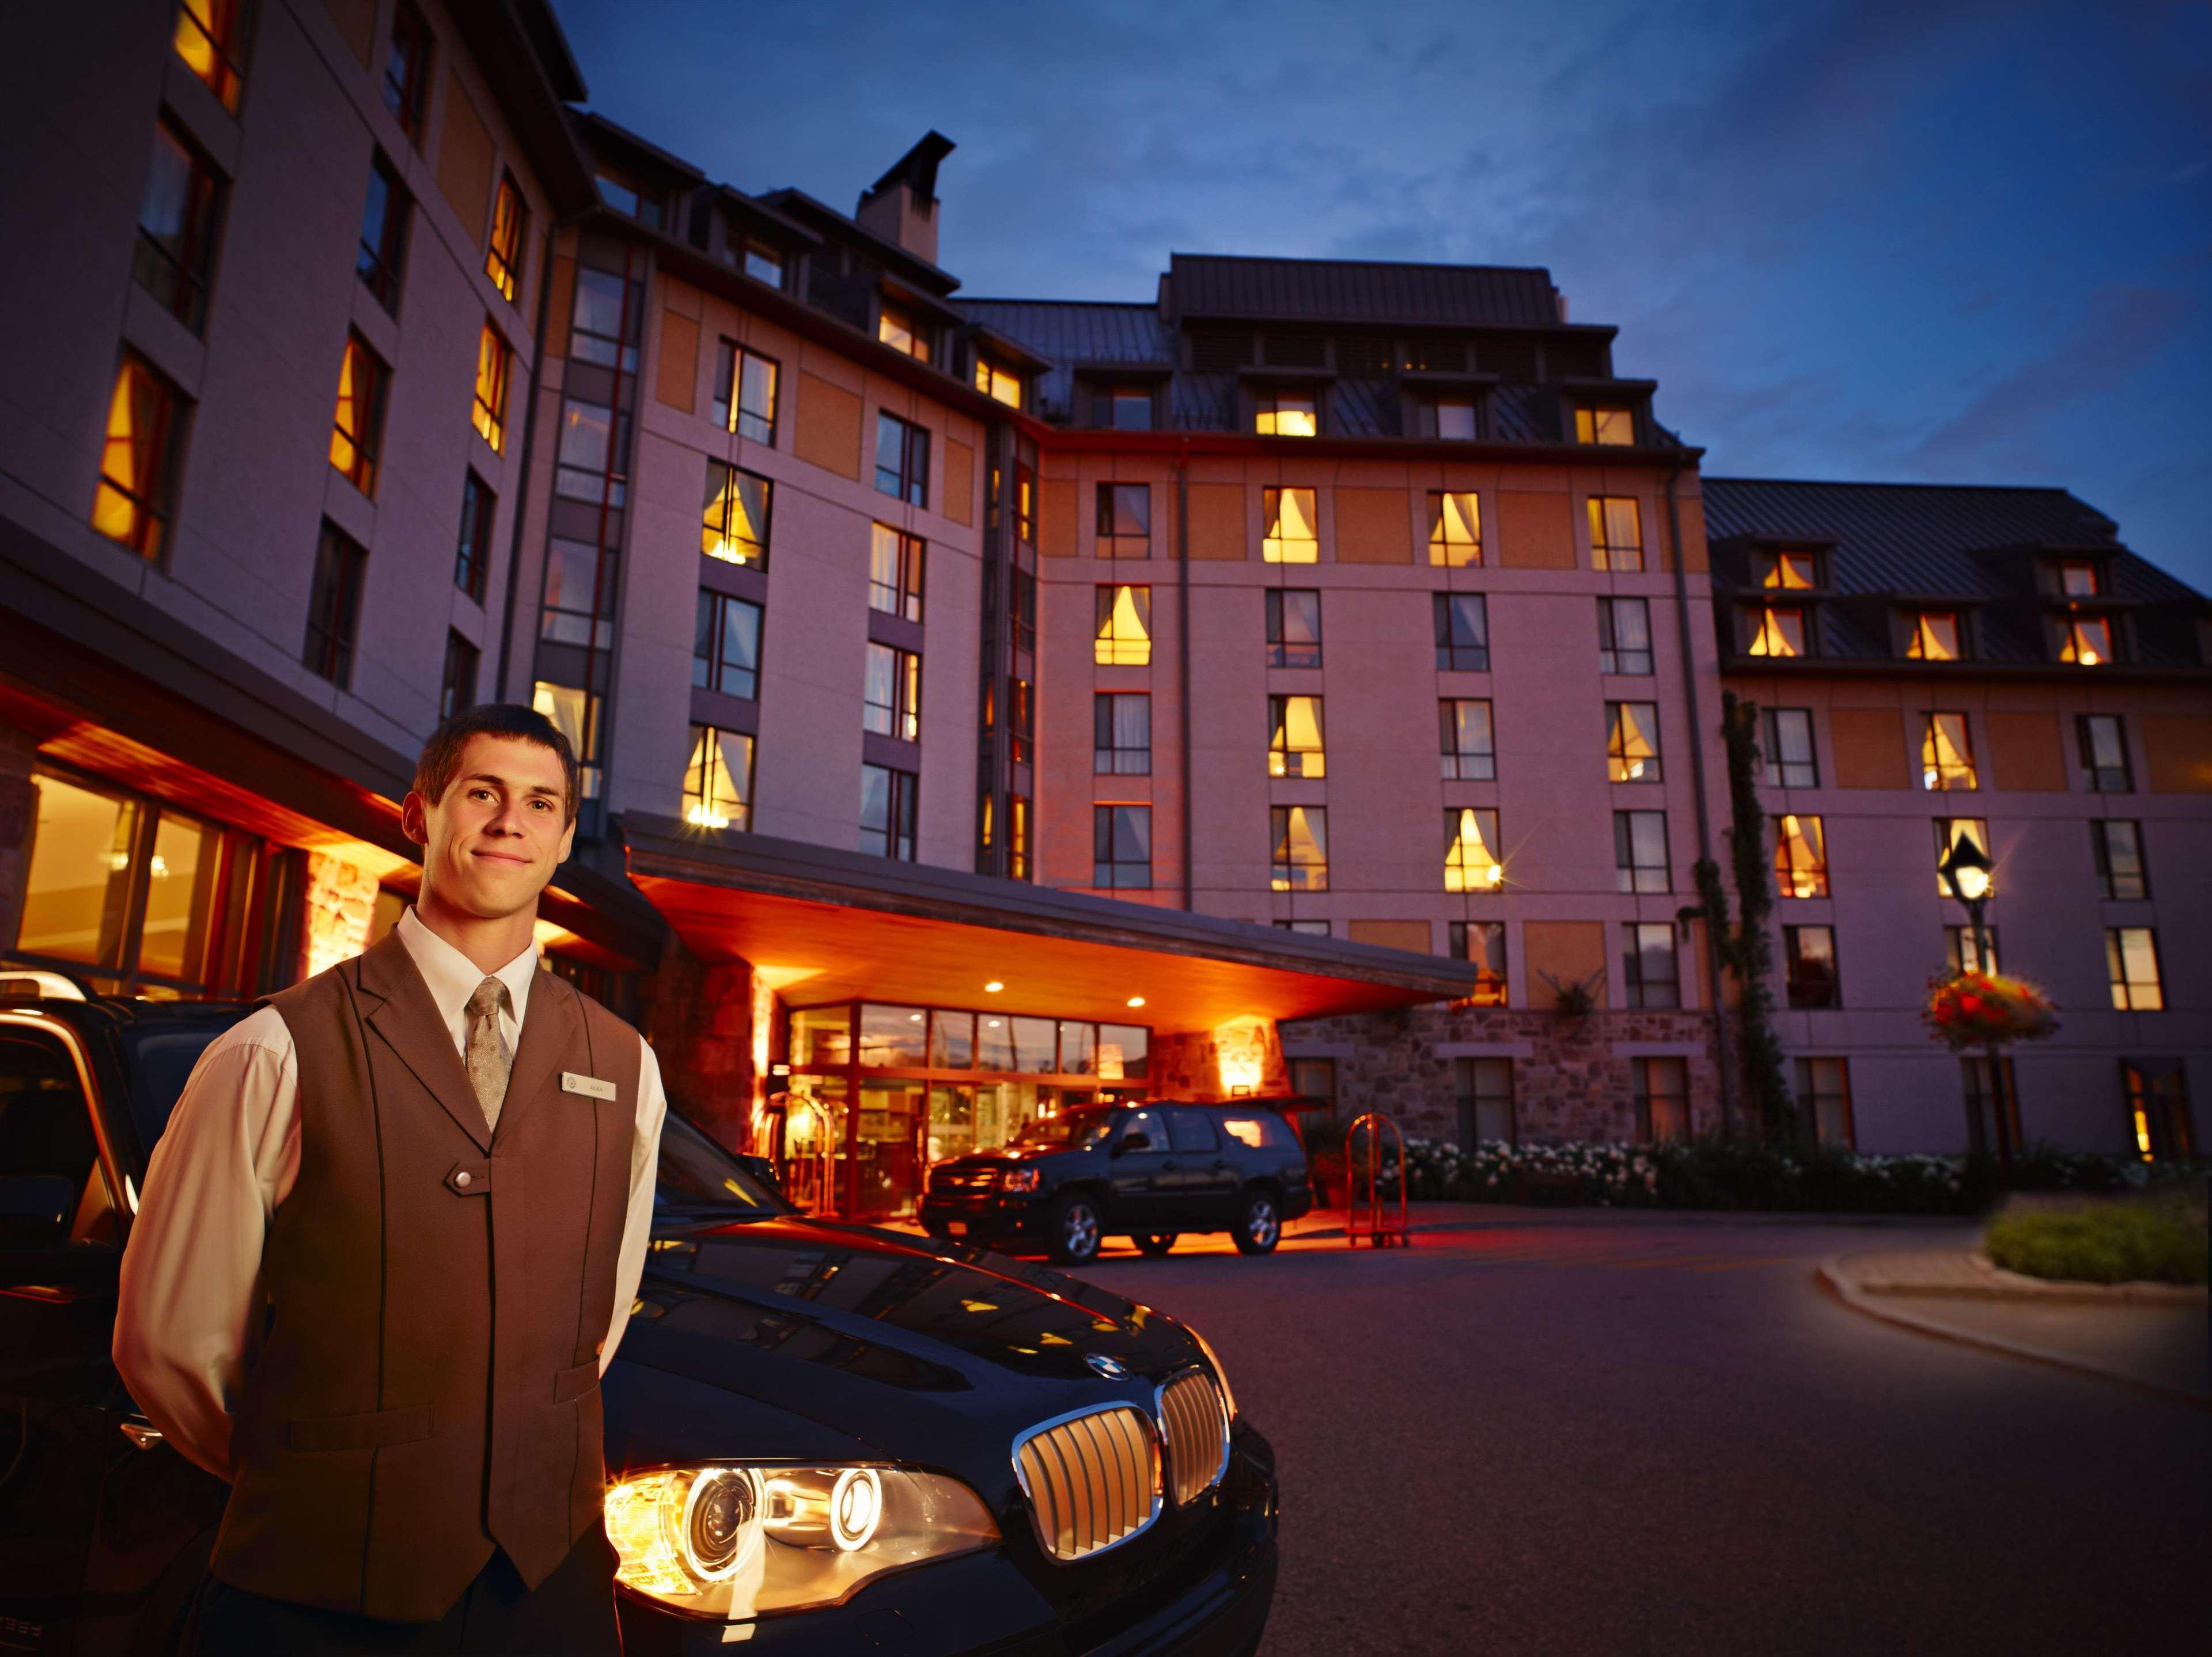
[606,1215,1207,1490]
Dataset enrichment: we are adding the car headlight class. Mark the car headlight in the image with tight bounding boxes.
[604,1463,998,1621]
[1183,1322,1238,1421]
[1000,1166,1040,1193]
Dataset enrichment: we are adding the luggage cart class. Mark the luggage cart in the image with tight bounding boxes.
[1344,1111,1410,1248]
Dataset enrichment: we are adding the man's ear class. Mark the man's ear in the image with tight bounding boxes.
[400,790,430,847]
[555,816,577,866]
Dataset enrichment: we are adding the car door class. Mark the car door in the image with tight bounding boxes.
[1103,1108,1172,1232]
[1162,1108,1237,1228]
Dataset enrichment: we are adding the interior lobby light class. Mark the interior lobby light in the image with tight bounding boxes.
[1126,995,1145,1008]
[984,981,1003,993]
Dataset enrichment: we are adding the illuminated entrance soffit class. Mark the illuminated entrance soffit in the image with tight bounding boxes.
[620,814,1480,1033]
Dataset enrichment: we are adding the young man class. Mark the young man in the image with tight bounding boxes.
[116,705,666,1655]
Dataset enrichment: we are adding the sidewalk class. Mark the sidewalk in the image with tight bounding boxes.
[1820,1248,2209,1409]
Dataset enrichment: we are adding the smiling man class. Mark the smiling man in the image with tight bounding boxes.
[116,704,666,1655]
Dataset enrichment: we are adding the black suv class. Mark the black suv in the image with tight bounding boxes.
[1,994,1277,1655]
[919,1103,1314,1265]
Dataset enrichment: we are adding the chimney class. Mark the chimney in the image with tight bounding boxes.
[856,131,955,265]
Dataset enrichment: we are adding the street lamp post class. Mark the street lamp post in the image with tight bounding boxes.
[1939,837,2012,1191]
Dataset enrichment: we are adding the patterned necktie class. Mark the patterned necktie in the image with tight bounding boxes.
[464,976,513,1135]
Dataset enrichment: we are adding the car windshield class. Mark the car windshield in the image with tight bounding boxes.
[1010,1108,1118,1148]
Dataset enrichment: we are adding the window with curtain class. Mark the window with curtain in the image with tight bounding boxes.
[135,115,226,331]
[702,460,771,568]
[711,342,779,443]
[1762,708,1817,787]
[1267,696,1325,778]
[1944,924,1999,976]
[682,726,754,830]
[1094,585,1152,665]
[1613,810,1669,893]
[1270,806,1328,892]
[863,643,921,741]
[1907,611,1960,661]
[531,682,601,798]
[693,589,762,700]
[1762,550,1819,588]
[1575,406,1635,445]
[328,332,388,495]
[1448,922,1508,1006]
[1440,700,1495,780]
[1092,805,1151,889]
[1622,923,1679,1008]
[1746,605,1805,657]
[540,537,615,648]
[1444,808,1503,893]
[1255,392,1316,436]
[485,172,526,302]
[2059,613,2114,665]
[570,264,640,371]
[1921,712,1977,790]
[1597,597,1652,674]
[1606,702,1662,782]
[869,525,925,621]
[1773,813,1828,897]
[1427,491,1481,567]
[2077,714,2131,792]
[1267,589,1322,666]
[1096,483,1150,558]
[1434,593,1490,670]
[1263,487,1319,562]
[92,351,188,560]
[1587,496,1642,571]
[471,320,509,452]
[1094,693,1150,775]
[1456,1057,1516,1146]
[859,764,918,860]
[2105,928,2163,1010]
[2090,820,2147,901]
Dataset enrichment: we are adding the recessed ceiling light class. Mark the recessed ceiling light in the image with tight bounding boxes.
[1126,996,1146,1008]
[984,981,1003,993]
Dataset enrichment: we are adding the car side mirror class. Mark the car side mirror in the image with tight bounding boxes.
[1116,1132,1151,1155]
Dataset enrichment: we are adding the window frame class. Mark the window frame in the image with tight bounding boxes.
[1575,405,1637,446]
[134,113,227,333]
[1448,921,1509,1007]
[1746,604,1807,658]
[1919,711,1978,791]
[1443,807,1503,893]
[1621,922,1680,1009]
[1597,596,1653,675]
[874,411,930,506]
[1783,924,1839,1009]
[1605,700,1663,783]
[1427,491,1482,567]
[701,460,772,570]
[1586,495,1643,572]
[1634,1056,1690,1143]
[173,0,251,115]
[1794,1056,1855,1148]
[2090,819,2148,901]
[453,470,494,601]
[1095,483,1151,559]
[1906,610,1962,661]
[859,763,918,860]
[1772,812,1828,898]
[1613,809,1670,894]
[382,1,434,145]
[862,642,922,743]
[868,524,925,623]
[1762,708,1817,788]
[471,318,509,452]
[692,588,763,702]
[1092,804,1152,890]
[1094,585,1153,666]
[1266,589,1323,668]
[1932,817,1990,900]
[1440,699,1495,782]
[484,170,526,304]
[438,630,478,721]
[328,331,388,496]
[355,149,410,314]
[1944,924,1999,976]
[1269,805,1329,892]
[302,519,368,688]
[2077,714,2132,792]
[1433,593,1490,672]
[1093,692,1151,776]
[1254,391,1317,437]
[683,724,755,832]
[1262,487,1319,563]
[1456,1055,1517,1146]
[1267,694,1326,779]
[712,341,780,445]
[92,350,189,562]
[2104,927,2163,1011]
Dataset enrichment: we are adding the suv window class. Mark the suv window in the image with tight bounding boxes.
[1165,1108,1219,1153]
[1118,1108,1164,1152]
[1218,1111,1294,1151]
[0,1025,113,1248]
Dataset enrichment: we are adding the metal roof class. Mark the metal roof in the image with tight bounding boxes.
[1167,254,1562,327]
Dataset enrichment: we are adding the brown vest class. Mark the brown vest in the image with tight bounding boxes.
[210,931,640,1621]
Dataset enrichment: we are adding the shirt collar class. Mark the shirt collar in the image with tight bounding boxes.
[395,907,537,1027]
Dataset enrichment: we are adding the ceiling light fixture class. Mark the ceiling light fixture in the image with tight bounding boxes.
[1126,996,1145,1008]
[984,981,1003,993]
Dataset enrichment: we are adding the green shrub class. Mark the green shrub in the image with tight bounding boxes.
[1983,1199,2207,1286]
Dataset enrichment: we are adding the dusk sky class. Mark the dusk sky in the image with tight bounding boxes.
[558,0,2211,590]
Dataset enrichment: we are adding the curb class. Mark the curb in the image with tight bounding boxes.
[1817,1253,2211,1412]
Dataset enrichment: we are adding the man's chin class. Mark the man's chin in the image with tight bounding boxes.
[445,869,547,919]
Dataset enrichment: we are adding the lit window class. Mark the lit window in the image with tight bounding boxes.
[1747,606,1805,657]
[16,772,140,974]
[1921,712,1977,790]
[531,682,600,798]
[709,342,778,444]
[1433,593,1490,671]
[1575,406,1635,445]
[1622,923,1679,1008]
[683,725,753,831]
[2078,714,2131,792]
[869,525,925,621]
[134,116,225,332]
[570,267,639,371]
[1636,1058,1690,1142]
[383,2,433,144]
[2091,820,2147,901]
[875,412,929,506]
[1614,810,1669,894]
[92,352,187,560]
[1008,678,1033,765]
[1945,924,1999,976]
[1762,708,1817,787]
[1772,813,1828,898]
[453,471,494,601]
[356,151,409,312]
[1008,794,1031,881]
[1440,699,1494,781]
[1606,702,1662,782]
[1270,805,1328,892]
[692,589,762,700]
[554,398,627,506]
[702,461,771,568]
[485,172,525,303]
[1784,926,1838,1009]
[1597,597,1652,674]
[1255,393,1316,437]
[2120,1061,2195,1162]
[439,631,478,721]
[1588,496,1642,571]
[1096,483,1150,559]
[539,538,613,648]
[173,0,248,114]
[2056,559,2102,597]
[741,241,783,287]
[302,520,366,687]
[1762,551,1817,589]
[1094,585,1152,666]
[1907,612,1960,661]
[328,332,387,495]
[1444,807,1503,892]
[878,304,928,363]
[974,357,1022,408]
[1267,589,1322,666]
[1015,460,1035,544]
[2105,927,2163,1011]
[863,643,922,742]
[1268,695,1326,778]
[1449,922,1508,1007]
[1794,1057,1854,1147]
[2059,614,2113,666]
[859,764,918,860]
[1094,693,1150,775]
[1932,818,1989,898]
[1093,805,1152,890]
[1263,487,1319,562]
[471,320,509,451]
[1427,491,1482,567]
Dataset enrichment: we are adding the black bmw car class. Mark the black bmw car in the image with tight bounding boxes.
[0,995,1277,1655]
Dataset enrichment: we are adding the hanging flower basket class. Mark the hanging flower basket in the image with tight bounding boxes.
[1922,972,2059,1051]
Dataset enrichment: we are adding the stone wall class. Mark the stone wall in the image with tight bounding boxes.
[643,936,757,1150]
[302,851,378,980]
[1279,1002,1723,1144]
[1150,1016,1290,1102]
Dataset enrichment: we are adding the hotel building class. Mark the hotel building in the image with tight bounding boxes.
[2,0,2203,1221]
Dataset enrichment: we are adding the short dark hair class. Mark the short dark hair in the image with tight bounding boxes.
[413,703,579,822]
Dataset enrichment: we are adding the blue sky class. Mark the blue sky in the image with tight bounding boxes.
[558,0,2211,589]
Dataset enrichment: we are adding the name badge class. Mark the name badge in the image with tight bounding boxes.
[562,1071,618,1101]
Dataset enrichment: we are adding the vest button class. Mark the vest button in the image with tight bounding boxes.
[455,1171,472,1188]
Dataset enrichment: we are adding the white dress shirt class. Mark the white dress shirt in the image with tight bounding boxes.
[113,908,668,1481]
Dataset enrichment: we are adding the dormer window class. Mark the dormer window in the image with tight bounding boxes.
[1413,397,1478,439]
[2059,613,2113,666]
[878,303,929,364]
[739,240,783,287]
[594,170,662,231]
[2057,559,2103,597]
[1255,392,1316,437]
[1747,605,1806,658]
[1574,405,1635,445]
[1907,611,1961,661]
[973,355,1022,409]
[1101,388,1153,430]
[1760,550,1819,589]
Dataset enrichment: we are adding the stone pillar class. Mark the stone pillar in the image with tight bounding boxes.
[0,721,37,956]
[1149,1017,1289,1102]
[642,934,758,1151]
[302,851,378,979]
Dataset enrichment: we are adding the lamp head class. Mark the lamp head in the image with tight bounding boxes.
[1939,836,1993,903]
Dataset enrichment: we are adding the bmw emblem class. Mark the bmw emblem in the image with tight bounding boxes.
[1085,1353,1131,1381]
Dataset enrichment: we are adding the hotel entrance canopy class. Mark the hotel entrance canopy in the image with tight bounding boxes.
[620,815,1483,1030]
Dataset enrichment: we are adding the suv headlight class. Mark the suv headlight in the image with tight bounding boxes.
[605,1463,998,1620]
[1000,1166,1041,1193]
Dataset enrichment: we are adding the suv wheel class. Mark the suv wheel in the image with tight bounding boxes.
[1134,1233,1177,1257]
[1233,1189,1281,1256]
[1048,1193,1103,1265]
